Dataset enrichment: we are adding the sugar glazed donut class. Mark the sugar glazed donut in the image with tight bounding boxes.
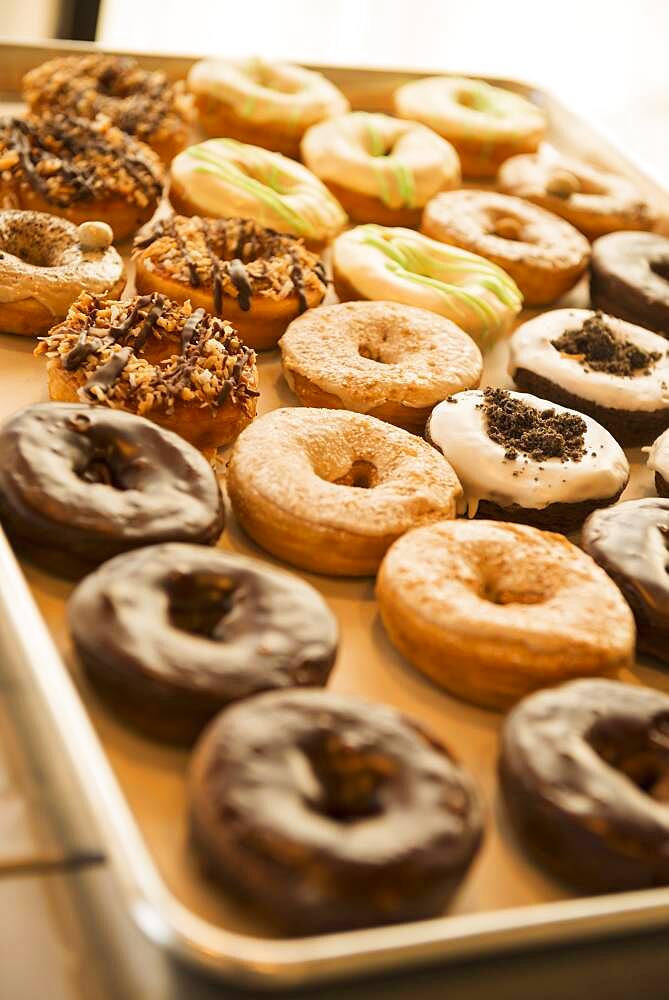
[301,111,461,227]
[170,138,347,249]
[0,114,164,241]
[0,211,124,336]
[69,544,339,743]
[394,76,546,178]
[332,224,522,350]
[188,688,483,932]
[377,520,635,710]
[227,407,462,575]
[188,57,349,159]
[421,190,589,306]
[499,679,669,890]
[279,301,482,433]
[35,292,259,452]
[0,403,224,575]
[134,215,327,350]
[591,231,669,336]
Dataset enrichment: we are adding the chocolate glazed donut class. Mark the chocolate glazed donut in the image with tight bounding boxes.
[500,679,669,892]
[68,544,339,743]
[188,688,484,933]
[0,403,224,576]
[591,232,669,336]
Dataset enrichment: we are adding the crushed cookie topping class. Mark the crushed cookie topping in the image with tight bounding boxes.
[481,387,586,463]
[552,311,662,377]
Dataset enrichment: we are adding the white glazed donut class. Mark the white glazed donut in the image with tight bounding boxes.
[646,429,669,490]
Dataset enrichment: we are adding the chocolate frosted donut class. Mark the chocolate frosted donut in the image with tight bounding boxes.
[188,688,483,932]
[0,403,224,575]
[591,232,669,337]
[69,544,338,743]
[500,679,669,891]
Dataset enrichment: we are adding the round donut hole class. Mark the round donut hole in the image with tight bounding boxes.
[333,459,379,489]
[3,232,62,268]
[298,732,389,822]
[358,340,391,364]
[650,257,669,283]
[167,573,236,638]
[478,574,547,607]
[589,722,669,802]
[491,214,524,242]
[74,438,135,490]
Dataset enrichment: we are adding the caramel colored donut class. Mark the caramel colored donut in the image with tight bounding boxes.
[422,190,589,306]
[227,407,461,576]
[301,112,460,227]
[188,57,349,159]
[188,688,483,933]
[0,211,124,336]
[0,114,164,242]
[35,292,259,452]
[23,54,190,164]
[377,520,636,711]
[133,215,327,351]
[394,76,546,178]
[499,679,669,891]
[279,301,482,432]
[498,151,657,240]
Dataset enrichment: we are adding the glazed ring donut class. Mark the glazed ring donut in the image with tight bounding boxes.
[590,231,669,336]
[188,688,483,933]
[421,190,590,306]
[279,301,482,433]
[647,427,669,496]
[133,215,327,351]
[68,543,339,743]
[393,76,546,178]
[376,520,636,710]
[0,403,224,574]
[0,211,124,336]
[169,138,347,250]
[499,679,669,891]
[35,292,259,452]
[498,151,657,240]
[301,111,460,227]
[22,54,190,164]
[332,224,522,350]
[0,114,164,241]
[188,57,349,159]
[226,407,462,576]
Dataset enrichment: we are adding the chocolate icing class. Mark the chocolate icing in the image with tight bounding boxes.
[591,231,669,337]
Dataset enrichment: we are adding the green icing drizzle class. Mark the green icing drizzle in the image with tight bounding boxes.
[364,115,386,157]
[241,96,256,118]
[393,163,415,208]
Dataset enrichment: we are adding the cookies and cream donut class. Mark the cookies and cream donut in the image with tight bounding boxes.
[591,232,669,336]
[426,388,629,531]
[188,57,349,159]
[393,76,546,178]
[510,309,669,445]
[645,427,669,496]
[301,112,460,227]
[227,407,462,575]
[377,520,635,710]
[332,224,522,350]
[279,301,482,432]
[421,190,589,306]
[0,210,124,336]
[169,138,347,249]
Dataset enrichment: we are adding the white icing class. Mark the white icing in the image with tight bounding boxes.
[646,428,669,480]
[509,309,669,412]
[428,389,629,515]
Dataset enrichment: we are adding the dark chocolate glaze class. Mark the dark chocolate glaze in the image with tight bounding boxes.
[69,544,339,743]
[591,231,669,336]
[499,679,669,892]
[188,688,483,933]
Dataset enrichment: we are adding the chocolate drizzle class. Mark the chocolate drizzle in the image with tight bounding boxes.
[81,347,131,397]
[227,258,252,311]
[180,308,206,353]
[200,219,223,315]
[290,250,308,314]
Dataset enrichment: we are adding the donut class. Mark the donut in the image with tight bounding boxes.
[0,403,224,575]
[22,54,190,163]
[169,139,347,250]
[393,76,546,178]
[377,521,635,710]
[188,688,483,932]
[227,407,462,576]
[301,111,460,227]
[68,544,338,743]
[279,301,482,433]
[590,231,669,336]
[426,388,629,532]
[421,190,589,306]
[646,427,669,496]
[187,57,349,159]
[0,211,124,336]
[498,151,657,240]
[0,114,164,241]
[499,679,669,891]
[133,215,327,351]
[35,292,259,452]
[332,224,522,350]
[510,309,669,446]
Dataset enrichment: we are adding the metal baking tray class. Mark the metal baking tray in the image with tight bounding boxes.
[2,38,669,993]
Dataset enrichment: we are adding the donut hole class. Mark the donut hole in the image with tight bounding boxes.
[75,445,130,490]
[247,65,303,95]
[650,257,669,283]
[167,573,236,638]
[333,459,379,489]
[297,732,393,822]
[456,88,494,114]
[2,232,62,268]
[490,214,525,242]
[479,578,546,606]
[590,727,669,802]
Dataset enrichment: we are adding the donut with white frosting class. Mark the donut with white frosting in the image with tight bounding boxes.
[646,428,669,496]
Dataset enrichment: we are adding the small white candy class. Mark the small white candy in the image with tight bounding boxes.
[78,221,114,250]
